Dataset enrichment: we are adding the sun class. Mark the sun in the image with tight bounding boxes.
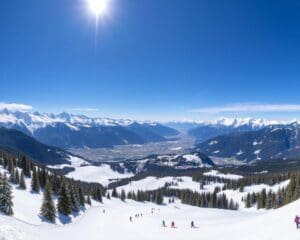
[88,0,108,17]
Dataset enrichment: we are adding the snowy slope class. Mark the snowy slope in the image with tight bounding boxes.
[1,193,300,240]
[66,165,134,186]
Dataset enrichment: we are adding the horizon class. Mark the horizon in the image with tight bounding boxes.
[1,0,300,121]
[1,103,300,123]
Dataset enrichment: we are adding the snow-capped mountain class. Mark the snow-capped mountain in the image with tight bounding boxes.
[0,109,156,133]
[187,117,297,142]
[196,123,300,162]
[0,109,179,149]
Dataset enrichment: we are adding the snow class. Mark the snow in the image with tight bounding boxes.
[115,176,225,194]
[271,128,281,132]
[254,149,261,155]
[203,170,243,180]
[66,164,134,186]
[1,192,300,240]
[236,150,243,155]
[0,110,160,134]
[182,154,201,162]
[208,140,218,145]
[253,140,263,146]
[0,163,298,240]
[48,155,89,169]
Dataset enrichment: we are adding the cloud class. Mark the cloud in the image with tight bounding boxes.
[68,108,100,112]
[190,103,300,113]
[0,102,33,111]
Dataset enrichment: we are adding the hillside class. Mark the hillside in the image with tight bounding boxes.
[196,124,300,162]
[0,127,71,165]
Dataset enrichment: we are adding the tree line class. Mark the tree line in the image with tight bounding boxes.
[0,151,105,223]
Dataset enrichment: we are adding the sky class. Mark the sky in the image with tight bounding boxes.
[1,0,300,121]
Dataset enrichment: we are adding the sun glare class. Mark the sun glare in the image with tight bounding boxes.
[88,0,108,17]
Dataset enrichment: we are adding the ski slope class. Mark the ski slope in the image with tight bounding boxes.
[1,196,300,240]
[0,165,298,240]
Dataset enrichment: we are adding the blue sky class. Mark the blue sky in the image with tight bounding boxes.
[1,0,300,121]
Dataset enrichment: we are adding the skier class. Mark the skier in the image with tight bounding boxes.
[129,216,133,222]
[295,215,300,229]
[162,220,166,227]
[103,209,105,214]
[191,221,195,228]
[171,221,175,228]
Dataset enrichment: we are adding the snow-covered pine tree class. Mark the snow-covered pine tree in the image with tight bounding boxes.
[111,188,117,198]
[106,192,111,200]
[0,174,14,215]
[19,170,26,189]
[245,193,251,208]
[40,180,56,223]
[31,167,40,193]
[15,169,20,185]
[57,181,72,216]
[155,191,163,205]
[70,186,80,212]
[78,186,85,207]
[121,189,126,202]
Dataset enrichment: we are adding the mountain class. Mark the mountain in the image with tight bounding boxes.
[0,127,74,165]
[0,110,179,149]
[187,118,292,142]
[196,123,300,162]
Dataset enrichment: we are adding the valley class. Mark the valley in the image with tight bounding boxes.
[69,134,195,162]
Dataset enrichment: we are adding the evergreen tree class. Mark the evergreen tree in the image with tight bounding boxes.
[96,188,103,203]
[78,187,85,207]
[15,169,20,185]
[155,191,163,205]
[106,192,111,200]
[40,180,56,223]
[0,174,14,215]
[57,182,72,216]
[31,167,40,193]
[121,189,126,202]
[19,171,26,190]
[70,186,80,212]
[112,188,117,198]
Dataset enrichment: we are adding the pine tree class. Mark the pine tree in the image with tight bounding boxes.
[40,180,56,223]
[112,188,117,198]
[57,182,72,216]
[31,167,40,193]
[15,169,20,185]
[95,188,103,203]
[265,190,273,209]
[155,191,163,205]
[70,186,80,212]
[106,192,111,200]
[0,174,14,215]
[285,175,296,204]
[78,187,85,207]
[121,189,126,202]
[245,193,251,208]
[19,171,26,189]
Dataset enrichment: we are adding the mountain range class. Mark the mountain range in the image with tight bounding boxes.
[186,117,297,142]
[196,123,300,162]
[0,109,179,149]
